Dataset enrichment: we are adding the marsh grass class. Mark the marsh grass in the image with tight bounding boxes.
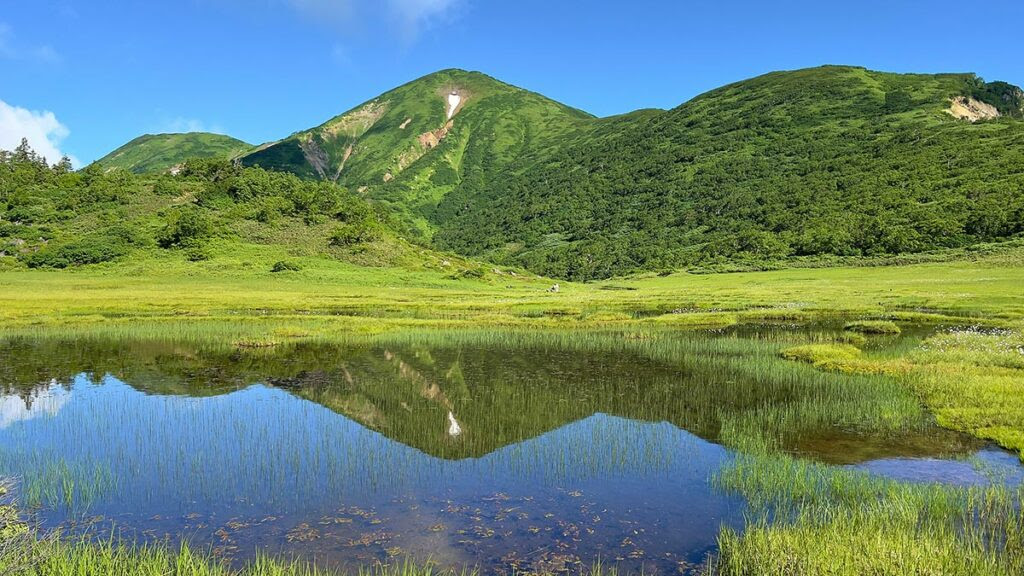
[11,537,480,576]
[709,324,1024,575]
[843,320,902,335]
[711,443,1024,575]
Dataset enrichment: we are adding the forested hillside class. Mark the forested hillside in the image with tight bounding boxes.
[432,67,1024,279]
[240,69,593,238]
[0,139,435,272]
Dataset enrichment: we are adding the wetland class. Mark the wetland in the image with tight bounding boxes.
[2,326,1022,574]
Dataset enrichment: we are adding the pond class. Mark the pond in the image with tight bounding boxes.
[0,330,1019,574]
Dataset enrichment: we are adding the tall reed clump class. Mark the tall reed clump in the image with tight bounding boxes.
[711,325,1024,575]
[5,535,484,576]
[709,409,1024,575]
[1,478,53,576]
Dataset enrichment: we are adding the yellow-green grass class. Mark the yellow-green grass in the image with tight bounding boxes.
[777,326,1024,456]
[844,319,902,334]
[1,245,1022,338]
[723,324,1024,573]
[5,538,476,576]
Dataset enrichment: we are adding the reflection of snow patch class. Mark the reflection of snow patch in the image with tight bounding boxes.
[446,92,461,120]
[0,381,71,429]
[447,411,462,437]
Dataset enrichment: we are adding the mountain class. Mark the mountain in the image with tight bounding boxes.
[96,133,253,173]
[88,66,1024,280]
[240,69,594,238]
[432,66,1024,278]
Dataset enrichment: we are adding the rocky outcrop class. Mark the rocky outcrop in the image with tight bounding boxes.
[947,97,1001,122]
[418,120,455,150]
[298,135,331,178]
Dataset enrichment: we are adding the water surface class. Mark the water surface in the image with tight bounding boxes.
[0,333,1016,573]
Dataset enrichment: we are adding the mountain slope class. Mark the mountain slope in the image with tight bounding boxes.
[432,66,1024,279]
[93,66,1024,281]
[96,133,253,174]
[240,69,594,238]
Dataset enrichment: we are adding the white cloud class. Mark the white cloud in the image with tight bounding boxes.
[0,99,78,166]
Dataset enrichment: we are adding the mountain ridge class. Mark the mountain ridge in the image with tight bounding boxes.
[87,65,1024,279]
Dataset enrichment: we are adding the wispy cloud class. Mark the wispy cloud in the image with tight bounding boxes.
[286,0,463,44]
[387,0,461,41]
[159,117,227,135]
[0,99,78,166]
[33,45,62,64]
[0,21,63,64]
[0,23,14,58]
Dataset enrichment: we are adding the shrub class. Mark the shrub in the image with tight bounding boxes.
[24,236,127,268]
[152,177,180,196]
[329,220,379,246]
[460,266,486,279]
[271,260,302,273]
[157,207,212,248]
[255,196,294,223]
[184,246,211,262]
[430,164,460,186]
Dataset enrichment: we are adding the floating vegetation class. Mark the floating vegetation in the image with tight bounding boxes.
[844,320,902,335]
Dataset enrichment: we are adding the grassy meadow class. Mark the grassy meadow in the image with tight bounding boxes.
[2,246,1024,575]
[1,240,1022,334]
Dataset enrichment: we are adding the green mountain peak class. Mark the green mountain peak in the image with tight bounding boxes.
[96,133,253,174]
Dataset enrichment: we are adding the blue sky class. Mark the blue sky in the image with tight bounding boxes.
[2,0,1023,166]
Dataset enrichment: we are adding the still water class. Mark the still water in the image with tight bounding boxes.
[0,333,1019,573]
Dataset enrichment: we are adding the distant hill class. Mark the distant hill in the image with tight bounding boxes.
[91,66,1024,279]
[96,133,253,174]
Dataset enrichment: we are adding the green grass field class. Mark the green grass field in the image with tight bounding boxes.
[2,243,1022,332]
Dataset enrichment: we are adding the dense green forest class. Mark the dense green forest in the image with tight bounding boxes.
[17,66,1024,280]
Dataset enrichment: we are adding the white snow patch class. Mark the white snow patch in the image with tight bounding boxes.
[447,410,462,437]
[446,91,461,120]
